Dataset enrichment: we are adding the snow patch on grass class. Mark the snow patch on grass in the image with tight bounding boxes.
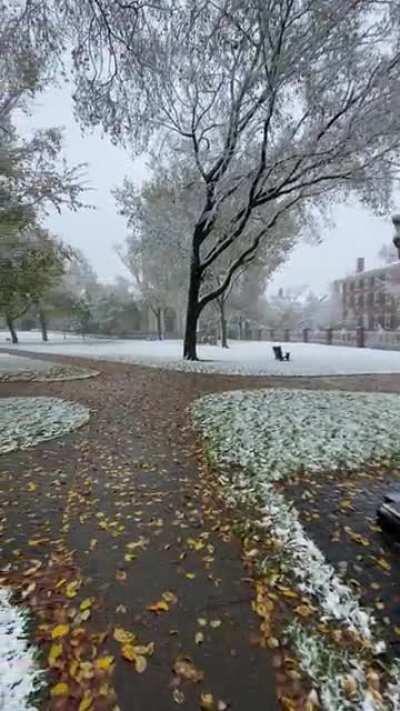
[0,397,90,454]
[4,333,400,377]
[192,389,394,636]
[0,588,43,709]
[286,621,378,710]
[193,389,400,481]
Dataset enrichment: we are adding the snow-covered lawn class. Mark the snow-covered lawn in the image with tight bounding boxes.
[0,353,98,382]
[193,389,400,709]
[194,389,400,480]
[2,330,400,376]
[0,397,90,454]
[0,589,43,710]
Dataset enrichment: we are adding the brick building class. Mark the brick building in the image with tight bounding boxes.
[333,258,400,330]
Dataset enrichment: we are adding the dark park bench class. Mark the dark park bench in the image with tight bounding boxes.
[272,345,290,362]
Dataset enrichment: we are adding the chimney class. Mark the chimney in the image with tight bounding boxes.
[356,257,365,273]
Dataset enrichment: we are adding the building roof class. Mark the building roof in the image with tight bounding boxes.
[334,261,400,284]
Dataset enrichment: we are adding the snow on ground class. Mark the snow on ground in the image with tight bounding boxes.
[192,389,393,635]
[1,331,400,376]
[193,389,400,709]
[0,353,98,382]
[0,397,90,454]
[194,389,400,480]
[0,588,43,710]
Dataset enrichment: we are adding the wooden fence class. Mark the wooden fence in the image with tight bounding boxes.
[264,327,400,350]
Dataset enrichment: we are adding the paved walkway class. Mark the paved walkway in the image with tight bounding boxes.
[0,353,280,710]
[2,350,400,709]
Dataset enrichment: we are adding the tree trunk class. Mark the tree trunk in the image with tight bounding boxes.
[238,316,243,340]
[6,314,18,344]
[218,300,229,348]
[156,308,163,340]
[183,260,202,360]
[38,305,48,342]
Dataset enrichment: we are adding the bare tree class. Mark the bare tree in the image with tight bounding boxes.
[26,0,400,357]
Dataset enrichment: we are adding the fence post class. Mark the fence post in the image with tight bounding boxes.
[303,328,309,343]
[326,328,333,345]
[357,326,365,348]
[284,329,290,342]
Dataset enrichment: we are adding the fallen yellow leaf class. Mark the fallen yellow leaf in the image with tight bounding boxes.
[95,656,114,672]
[124,553,136,562]
[267,637,280,649]
[78,661,94,680]
[278,587,298,599]
[375,557,391,572]
[146,600,169,613]
[173,657,204,682]
[200,692,215,710]
[173,688,185,704]
[51,682,69,697]
[162,591,178,604]
[342,674,358,699]
[28,538,49,546]
[69,660,79,678]
[51,624,70,639]
[135,655,147,673]
[65,580,80,598]
[48,643,63,667]
[210,620,222,629]
[80,597,93,611]
[78,693,93,711]
[121,643,136,662]
[132,643,155,656]
[126,538,147,551]
[113,627,135,644]
[187,537,205,551]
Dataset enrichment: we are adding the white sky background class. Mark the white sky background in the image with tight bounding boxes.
[17,85,398,297]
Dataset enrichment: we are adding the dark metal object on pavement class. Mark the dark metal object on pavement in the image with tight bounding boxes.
[377,490,400,538]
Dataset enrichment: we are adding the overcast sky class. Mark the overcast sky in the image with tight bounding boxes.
[18,85,398,297]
